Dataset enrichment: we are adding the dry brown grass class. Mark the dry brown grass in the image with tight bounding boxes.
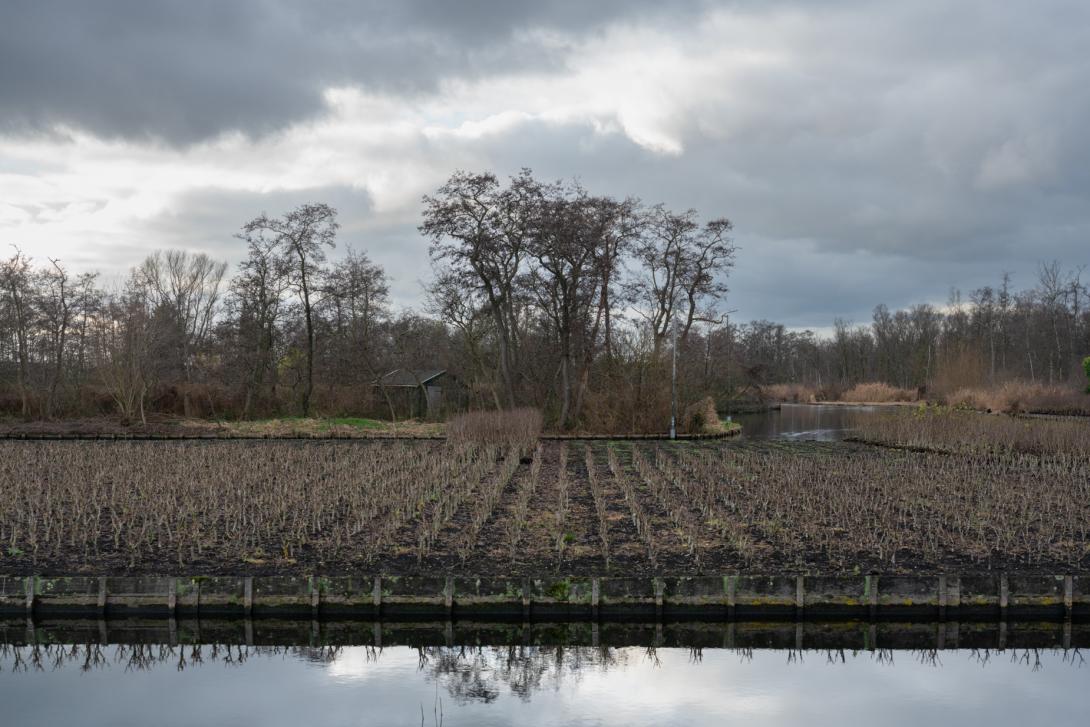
[763,383,817,403]
[0,416,446,438]
[446,408,542,456]
[945,381,1088,415]
[0,436,1087,575]
[681,396,723,434]
[658,440,1090,570]
[840,382,917,403]
[852,407,1090,457]
[0,439,512,570]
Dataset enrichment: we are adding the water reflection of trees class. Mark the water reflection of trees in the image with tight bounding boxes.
[415,645,632,704]
[0,642,1082,687]
[0,643,349,673]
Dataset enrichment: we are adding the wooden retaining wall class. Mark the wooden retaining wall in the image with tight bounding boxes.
[1,574,1086,621]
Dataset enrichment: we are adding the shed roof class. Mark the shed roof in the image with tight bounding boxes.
[376,368,447,387]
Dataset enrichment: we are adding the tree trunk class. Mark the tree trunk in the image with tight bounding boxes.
[300,259,314,418]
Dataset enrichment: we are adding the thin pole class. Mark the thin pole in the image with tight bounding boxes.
[670,318,677,440]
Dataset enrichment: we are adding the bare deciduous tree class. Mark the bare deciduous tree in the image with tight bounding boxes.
[132,250,227,416]
[240,203,338,417]
[629,206,736,356]
[422,170,538,408]
[0,247,32,418]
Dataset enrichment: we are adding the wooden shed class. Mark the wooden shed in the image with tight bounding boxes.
[373,368,465,420]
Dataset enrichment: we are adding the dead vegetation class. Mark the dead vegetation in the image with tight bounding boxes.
[852,407,1090,457]
[762,383,817,403]
[840,382,918,403]
[0,415,445,439]
[681,396,727,434]
[944,381,1088,415]
[1,432,1088,576]
[0,439,512,572]
[656,441,1090,571]
[446,408,543,456]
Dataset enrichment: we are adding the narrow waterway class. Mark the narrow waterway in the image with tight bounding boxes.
[730,403,888,441]
[1,632,1085,726]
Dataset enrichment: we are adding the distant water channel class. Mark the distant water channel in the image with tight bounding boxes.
[730,403,885,441]
[1,626,1086,726]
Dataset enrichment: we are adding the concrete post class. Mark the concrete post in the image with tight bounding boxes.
[591,578,600,620]
[24,576,35,616]
[168,577,177,616]
[1064,575,1074,620]
[795,576,805,617]
[937,575,947,621]
[97,577,108,615]
[309,576,320,617]
[866,575,878,620]
[243,577,254,617]
[372,576,382,618]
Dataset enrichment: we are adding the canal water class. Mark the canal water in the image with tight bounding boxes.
[731,403,885,441]
[1,635,1085,726]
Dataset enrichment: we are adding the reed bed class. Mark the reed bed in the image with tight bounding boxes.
[505,443,542,561]
[1,435,1087,575]
[852,408,1090,457]
[553,444,571,557]
[0,439,511,571]
[608,444,657,566]
[944,381,1088,415]
[840,382,917,403]
[585,445,611,569]
[446,408,543,456]
[656,442,1090,570]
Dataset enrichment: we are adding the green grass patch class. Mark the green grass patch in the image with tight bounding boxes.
[323,417,386,430]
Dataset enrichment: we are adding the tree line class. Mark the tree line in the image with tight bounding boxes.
[1,168,1086,430]
[0,170,735,430]
[717,264,1088,399]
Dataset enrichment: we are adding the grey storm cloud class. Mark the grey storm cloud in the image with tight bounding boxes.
[0,0,705,144]
[3,0,1089,328]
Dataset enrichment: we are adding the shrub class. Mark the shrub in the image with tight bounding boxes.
[446,408,543,455]
[682,396,722,434]
[840,382,916,403]
[943,381,1087,415]
[946,387,989,411]
[1083,356,1090,394]
[763,383,816,403]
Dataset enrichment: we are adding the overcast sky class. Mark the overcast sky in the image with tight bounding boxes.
[2,0,1088,329]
